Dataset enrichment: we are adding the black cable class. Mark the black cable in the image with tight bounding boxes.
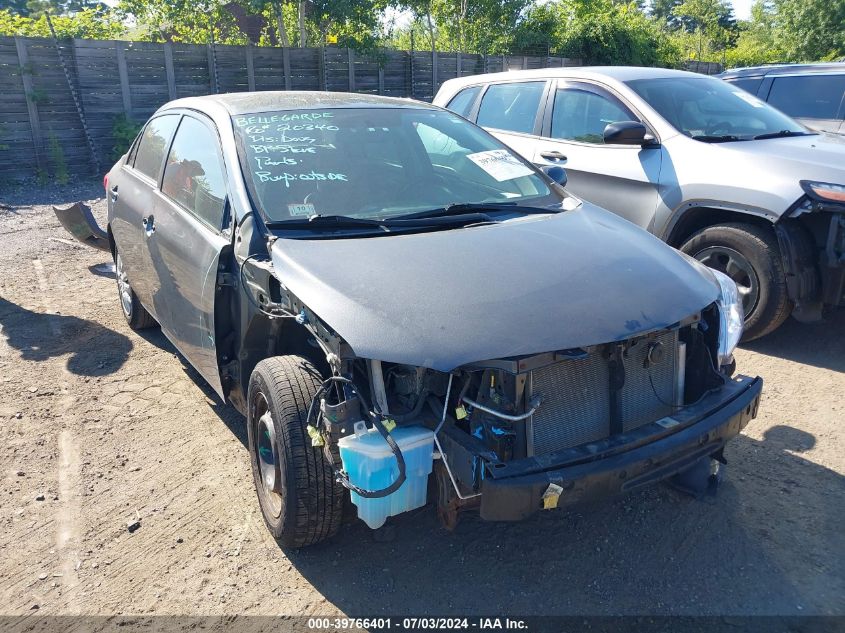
[239,253,298,319]
[308,375,407,499]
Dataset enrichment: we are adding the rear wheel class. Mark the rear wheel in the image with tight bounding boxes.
[247,355,344,548]
[115,250,156,330]
[680,222,792,341]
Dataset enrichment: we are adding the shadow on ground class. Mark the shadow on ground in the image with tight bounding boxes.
[282,427,843,616]
[0,295,132,377]
[742,309,845,373]
[137,326,247,447]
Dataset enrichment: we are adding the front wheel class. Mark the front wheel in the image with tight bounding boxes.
[247,356,344,548]
[680,222,792,341]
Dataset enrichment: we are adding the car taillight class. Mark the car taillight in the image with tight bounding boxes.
[103,173,109,192]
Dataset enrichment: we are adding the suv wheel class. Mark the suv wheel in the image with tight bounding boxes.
[115,251,157,330]
[247,355,344,548]
[681,222,792,341]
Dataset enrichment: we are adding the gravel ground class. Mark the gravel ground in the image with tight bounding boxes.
[0,181,843,618]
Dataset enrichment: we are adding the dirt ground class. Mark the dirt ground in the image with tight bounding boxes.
[1,180,843,619]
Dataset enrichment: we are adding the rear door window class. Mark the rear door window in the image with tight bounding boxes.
[767,75,845,120]
[132,114,180,181]
[161,116,227,230]
[447,85,482,118]
[476,81,546,134]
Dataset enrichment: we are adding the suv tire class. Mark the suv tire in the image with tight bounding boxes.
[247,355,344,548]
[681,222,792,341]
[115,250,157,330]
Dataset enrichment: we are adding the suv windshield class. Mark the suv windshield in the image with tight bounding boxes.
[232,107,557,223]
[626,76,811,142]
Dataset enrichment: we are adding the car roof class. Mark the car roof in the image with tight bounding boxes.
[159,91,436,116]
[718,62,845,78]
[438,65,711,90]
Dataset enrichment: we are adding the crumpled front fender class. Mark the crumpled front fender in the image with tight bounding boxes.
[52,202,110,252]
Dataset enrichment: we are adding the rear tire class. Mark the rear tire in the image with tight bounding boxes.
[680,222,792,341]
[247,355,344,548]
[115,250,156,330]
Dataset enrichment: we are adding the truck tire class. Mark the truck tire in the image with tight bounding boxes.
[247,355,344,548]
[115,250,157,330]
[681,222,792,341]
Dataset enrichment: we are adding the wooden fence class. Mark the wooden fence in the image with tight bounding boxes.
[0,36,580,181]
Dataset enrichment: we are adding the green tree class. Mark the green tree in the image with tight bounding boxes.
[673,0,735,60]
[775,0,845,61]
[0,6,123,36]
[724,0,785,67]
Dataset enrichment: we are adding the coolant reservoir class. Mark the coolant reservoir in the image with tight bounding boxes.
[338,422,435,529]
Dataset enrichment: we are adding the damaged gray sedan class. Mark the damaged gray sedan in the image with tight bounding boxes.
[59,92,762,547]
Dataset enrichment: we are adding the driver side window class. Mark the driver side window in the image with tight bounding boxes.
[551,87,635,144]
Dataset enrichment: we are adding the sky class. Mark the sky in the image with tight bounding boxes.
[731,0,754,20]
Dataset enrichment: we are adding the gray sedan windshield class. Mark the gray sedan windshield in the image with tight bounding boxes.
[232,107,554,222]
[626,77,810,142]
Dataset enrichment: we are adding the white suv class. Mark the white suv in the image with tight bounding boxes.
[434,66,845,340]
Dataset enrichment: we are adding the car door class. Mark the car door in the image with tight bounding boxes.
[109,113,180,318]
[764,74,845,134]
[532,80,663,229]
[148,113,231,398]
[473,80,549,160]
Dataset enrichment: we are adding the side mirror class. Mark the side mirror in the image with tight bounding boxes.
[603,121,651,146]
[541,165,567,187]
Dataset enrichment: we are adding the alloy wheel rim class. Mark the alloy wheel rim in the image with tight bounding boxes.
[116,254,133,318]
[694,246,760,317]
[254,393,282,519]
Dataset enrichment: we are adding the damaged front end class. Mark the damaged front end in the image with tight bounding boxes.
[272,292,761,530]
[779,181,845,320]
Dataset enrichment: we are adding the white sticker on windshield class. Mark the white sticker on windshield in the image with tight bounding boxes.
[733,91,764,108]
[466,150,534,182]
[288,203,316,217]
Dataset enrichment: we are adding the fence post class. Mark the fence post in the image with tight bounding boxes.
[282,47,292,90]
[14,37,44,174]
[347,48,355,92]
[245,43,255,91]
[501,54,506,71]
[115,41,132,116]
[432,50,438,97]
[318,47,327,91]
[456,52,461,77]
[522,56,528,70]
[164,42,177,100]
[378,58,385,96]
[207,44,219,94]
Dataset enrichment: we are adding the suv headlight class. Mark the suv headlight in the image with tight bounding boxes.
[800,180,845,204]
[712,269,744,366]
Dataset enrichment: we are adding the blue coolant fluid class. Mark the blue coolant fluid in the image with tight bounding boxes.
[338,422,435,529]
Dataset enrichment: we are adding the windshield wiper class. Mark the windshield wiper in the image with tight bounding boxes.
[266,212,494,233]
[690,134,745,143]
[266,214,388,229]
[753,130,814,140]
[390,202,560,221]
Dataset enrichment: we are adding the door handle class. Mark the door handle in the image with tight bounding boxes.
[539,151,568,163]
[142,215,155,237]
[110,185,119,202]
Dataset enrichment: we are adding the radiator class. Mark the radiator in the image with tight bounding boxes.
[528,329,679,456]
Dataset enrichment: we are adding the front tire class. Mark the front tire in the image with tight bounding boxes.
[247,355,344,548]
[680,222,792,341]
